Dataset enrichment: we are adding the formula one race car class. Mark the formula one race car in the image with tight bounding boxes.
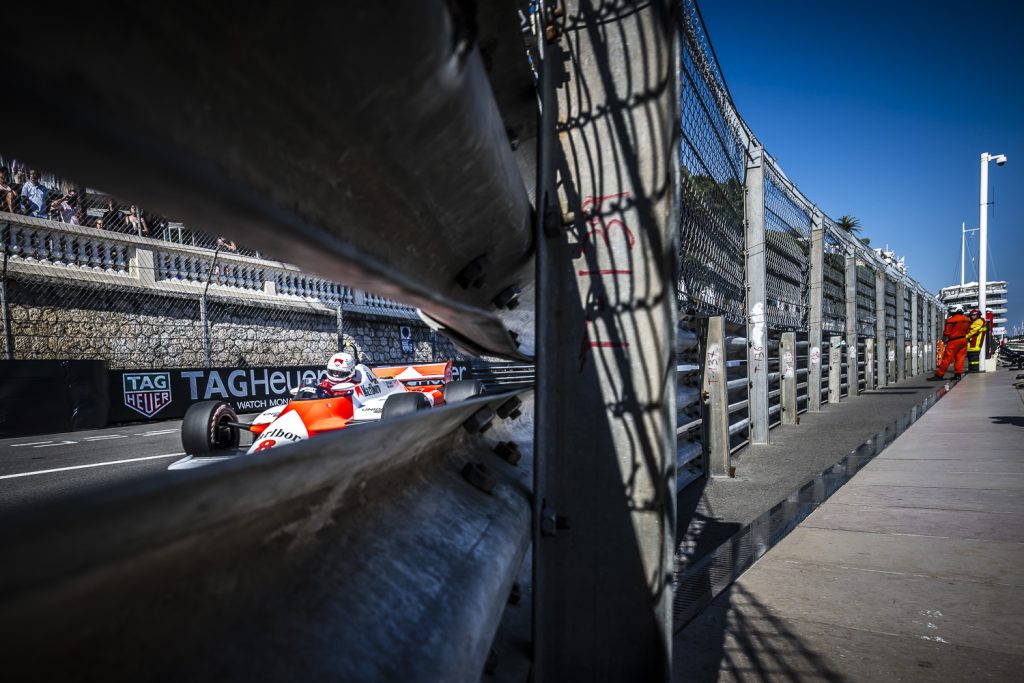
[169,361,481,469]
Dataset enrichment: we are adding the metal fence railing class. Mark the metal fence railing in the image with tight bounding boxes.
[672,0,944,492]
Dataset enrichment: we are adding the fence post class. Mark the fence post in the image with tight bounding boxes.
[745,146,769,444]
[532,2,677,677]
[829,335,842,403]
[926,301,935,373]
[844,255,858,394]
[875,269,887,387]
[910,291,919,376]
[780,332,797,425]
[895,279,906,381]
[1,222,12,360]
[807,213,824,412]
[704,317,732,476]
[887,338,897,383]
[864,337,875,390]
[336,304,345,352]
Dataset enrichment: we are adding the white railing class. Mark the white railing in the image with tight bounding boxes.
[3,220,131,275]
[1,212,412,317]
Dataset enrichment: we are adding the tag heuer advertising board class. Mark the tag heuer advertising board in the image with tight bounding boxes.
[109,365,325,422]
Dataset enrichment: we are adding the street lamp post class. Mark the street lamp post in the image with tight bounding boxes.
[979,151,1007,371]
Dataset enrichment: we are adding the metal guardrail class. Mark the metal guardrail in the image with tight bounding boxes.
[0,392,532,680]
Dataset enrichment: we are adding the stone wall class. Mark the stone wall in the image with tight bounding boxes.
[1,278,463,368]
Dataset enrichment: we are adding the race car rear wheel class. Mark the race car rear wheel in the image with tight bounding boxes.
[381,392,430,420]
[182,401,240,456]
[442,379,484,404]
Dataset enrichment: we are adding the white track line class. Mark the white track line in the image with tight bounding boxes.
[0,453,184,480]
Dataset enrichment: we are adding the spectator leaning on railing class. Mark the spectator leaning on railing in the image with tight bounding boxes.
[125,204,149,236]
[52,187,83,225]
[0,167,17,213]
[19,169,51,218]
[100,197,127,232]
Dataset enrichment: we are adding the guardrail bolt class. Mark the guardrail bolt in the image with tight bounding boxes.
[543,200,562,237]
[463,407,496,434]
[455,255,488,290]
[541,506,558,537]
[541,506,570,537]
[461,462,496,494]
[493,284,521,310]
[508,583,522,606]
[494,441,521,465]
[496,396,523,420]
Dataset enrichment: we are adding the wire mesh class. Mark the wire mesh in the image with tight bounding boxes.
[855,264,876,337]
[763,163,811,330]
[677,0,748,323]
[884,279,897,338]
[821,227,846,335]
[0,156,447,369]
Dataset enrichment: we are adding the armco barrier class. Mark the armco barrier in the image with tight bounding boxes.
[0,360,108,437]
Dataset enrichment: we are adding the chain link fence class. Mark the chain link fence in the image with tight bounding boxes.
[763,162,812,330]
[677,0,748,323]
[821,225,847,335]
[1,157,455,369]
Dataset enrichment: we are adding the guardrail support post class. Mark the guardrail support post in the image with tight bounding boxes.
[887,338,897,383]
[864,337,875,390]
[745,145,769,444]
[875,270,887,387]
[828,335,842,403]
[780,331,797,425]
[704,317,732,476]
[807,213,824,412]
[926,302,935,373]
[910,292,919,376]
[844,255,858,394]
[534,2,676,679]
[895,280,906,381]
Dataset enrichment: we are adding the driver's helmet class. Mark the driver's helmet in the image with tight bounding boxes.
[950,306,964,315]
[326,352,356,382]
[969,308,980,317]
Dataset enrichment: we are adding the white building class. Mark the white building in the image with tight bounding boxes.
[938,280,1009,337]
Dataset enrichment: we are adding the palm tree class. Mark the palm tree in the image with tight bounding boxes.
[836,215,861,234]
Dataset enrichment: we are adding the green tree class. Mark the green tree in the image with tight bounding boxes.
[836,215,862,235]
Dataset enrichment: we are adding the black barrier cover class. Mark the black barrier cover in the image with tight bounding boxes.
[108,366,327,423]
[0,360,109,437]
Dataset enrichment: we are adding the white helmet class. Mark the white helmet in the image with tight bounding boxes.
[326,352,356,382]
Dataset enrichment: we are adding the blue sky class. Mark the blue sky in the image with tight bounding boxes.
[697,0,1024,333]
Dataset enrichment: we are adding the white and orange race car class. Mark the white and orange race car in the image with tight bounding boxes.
[169,361,481,469]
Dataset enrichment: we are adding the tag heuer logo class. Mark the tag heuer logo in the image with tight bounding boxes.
[123,372,173,418]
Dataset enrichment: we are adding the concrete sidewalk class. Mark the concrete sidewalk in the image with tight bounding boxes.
[675,370,1024,681]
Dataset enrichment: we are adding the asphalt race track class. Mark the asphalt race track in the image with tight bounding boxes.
[0,419,255,511]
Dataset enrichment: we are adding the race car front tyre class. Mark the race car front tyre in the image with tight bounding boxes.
[442,379,484,404]
[182,400,240,456]
[382,392,430,420]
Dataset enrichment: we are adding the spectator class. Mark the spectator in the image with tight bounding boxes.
[125,205,149,236]
[101,198,126,232]
[216,236,237,252]
[93,216,106,230]
[53,187,82,225]
[19,169,51,218]
[0,168,16,213]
